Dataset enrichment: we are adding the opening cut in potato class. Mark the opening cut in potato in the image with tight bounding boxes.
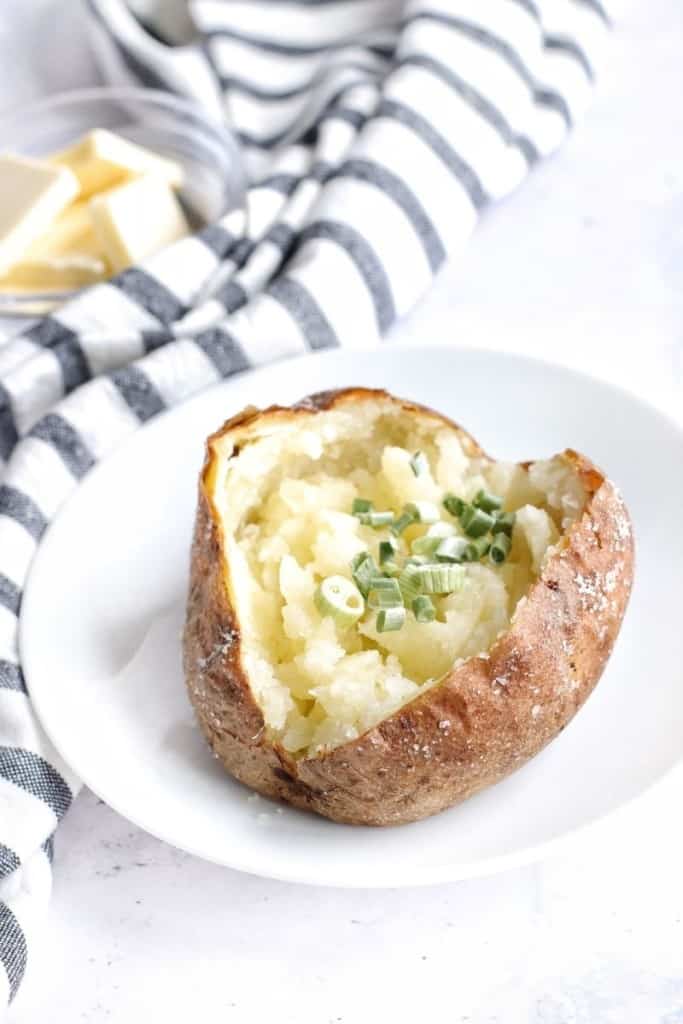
[208,395,587,757]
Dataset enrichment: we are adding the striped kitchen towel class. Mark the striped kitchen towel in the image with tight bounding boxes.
[0,0,612,1008]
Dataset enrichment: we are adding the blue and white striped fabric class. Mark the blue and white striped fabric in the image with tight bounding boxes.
[0,0,612,1007]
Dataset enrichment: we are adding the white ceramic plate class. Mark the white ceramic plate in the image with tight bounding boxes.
[21,347,683,887]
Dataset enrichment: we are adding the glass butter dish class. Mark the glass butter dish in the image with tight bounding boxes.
[0,87,246,316]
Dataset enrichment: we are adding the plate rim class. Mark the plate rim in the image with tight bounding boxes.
[20,343,683,887]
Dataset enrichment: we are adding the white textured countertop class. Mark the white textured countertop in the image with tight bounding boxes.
[4,1,683,1021]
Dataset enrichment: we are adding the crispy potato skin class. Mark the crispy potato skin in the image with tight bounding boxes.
[183,389,634,826]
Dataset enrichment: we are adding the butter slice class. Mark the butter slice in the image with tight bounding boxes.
[0,254,107,292]
[0,200,109,291]
[23,201,98,258]
[52,129,184,199]
[0,155,79,273]
[88,175,190,273]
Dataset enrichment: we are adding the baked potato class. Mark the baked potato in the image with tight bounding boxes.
[183,388,634,826]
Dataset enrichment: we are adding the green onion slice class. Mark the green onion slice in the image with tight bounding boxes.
[368,575,402,591]
[489,532,512,564]
[473,489,504,513]
[410,451,428,477]
[459,503,474,528]
[412,595,436,623]
[350,552,377,596]
[378,537,398,565]
[357,510,393,528]
[463,537,491,562]
[376,606,406,633]
[397,563,423,602]
[391,511,415,536]
[405,501,440,524]
[463,507,495,538]
[443,494,465,518]
[351,551,369,570]
[368,578,403,609]
[314,576,364,628]
[435,536,468,563]
[352,498,373,515]
[493,511,516,537]
[414,563,466,594]
[411,535,441,557]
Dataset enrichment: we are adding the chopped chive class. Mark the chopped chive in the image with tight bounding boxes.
[493,511,516,537]
[357,510,393,528]
[405,501,440,524]
[412,595,436,623]
[379,537,398,565]
[411,535,441,557]
[463,507,495,538]
[397,563,423,602]
[314,576,364,628]
[368,575,402,590]
[391,511,415,536]
[410,450,428,477]
[368,579,403,609]
[405,554,429,566]
[435,536,468,563]
[489,532,512,564]
[473,489,504,513]
[352,498,373,515]
[351,551,369,570]
[463,537,491,562]
[443,493,465,518]
[376,606,406,633]
[459,504,475,528]
[350,552,377,596]
[414,563,466,594]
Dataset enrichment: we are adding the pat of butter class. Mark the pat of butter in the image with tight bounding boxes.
[88,175,190,274]
[23,201,98,258]
[51,129,184,199]
[0,155,79,273]
[0,254,108,292]
[0,200,110,291]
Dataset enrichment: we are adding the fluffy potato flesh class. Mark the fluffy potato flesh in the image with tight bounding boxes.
[211,398,588,758]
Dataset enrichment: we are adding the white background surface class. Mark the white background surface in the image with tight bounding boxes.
[3,0,683,1021]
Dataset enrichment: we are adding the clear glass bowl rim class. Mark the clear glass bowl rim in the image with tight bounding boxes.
[0,84,237,151]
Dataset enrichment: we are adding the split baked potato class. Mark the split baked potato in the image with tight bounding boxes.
[183,388,634,826]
